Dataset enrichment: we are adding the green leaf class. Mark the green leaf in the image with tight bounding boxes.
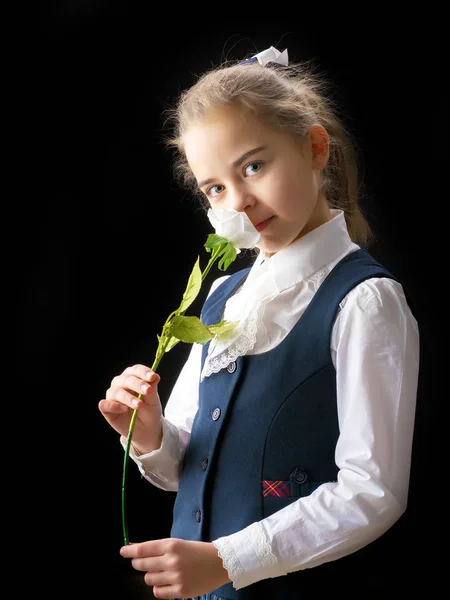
[204,233,228,253]
[207,319,226,332]
[218,243,237,271]
[178,256,202,314]
[164,335,180,352]
[208,319,239,341]
[204,235,238,271]
[168,315,213,344]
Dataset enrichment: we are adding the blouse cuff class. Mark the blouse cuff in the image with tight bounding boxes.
[212,521,287,590]
[119,417,182,491]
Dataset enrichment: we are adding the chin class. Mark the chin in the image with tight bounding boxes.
[259,243,285,256]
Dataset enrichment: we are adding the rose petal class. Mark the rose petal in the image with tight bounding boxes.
[207,208,260,249]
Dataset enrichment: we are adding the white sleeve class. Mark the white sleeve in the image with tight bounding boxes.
[213,277,420,589]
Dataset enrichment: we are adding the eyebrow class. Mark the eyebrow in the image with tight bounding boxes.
[197,145,267,189]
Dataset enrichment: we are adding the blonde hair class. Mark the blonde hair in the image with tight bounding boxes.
[164,57,373,246]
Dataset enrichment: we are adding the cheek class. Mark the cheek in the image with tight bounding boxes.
[266,174,299,205]
[263,159,316,213]
[272,177,313,215]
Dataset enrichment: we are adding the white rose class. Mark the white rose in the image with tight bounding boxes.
[207,208,260,250]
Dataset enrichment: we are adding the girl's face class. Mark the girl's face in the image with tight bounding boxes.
[183,104,332,255]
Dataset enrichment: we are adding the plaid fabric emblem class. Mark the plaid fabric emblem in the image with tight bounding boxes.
[262,480,290,497]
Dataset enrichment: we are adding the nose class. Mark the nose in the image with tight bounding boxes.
[228,184,256,212]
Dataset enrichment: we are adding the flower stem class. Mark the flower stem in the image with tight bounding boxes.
[201,246,223,281]
[121,248,222,545]
[121,347,166,545]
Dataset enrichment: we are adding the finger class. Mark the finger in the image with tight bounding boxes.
[119,542,152,558]
[130,555,166,572]
[123,373,159,398]
[107,374,148,398]
[123,364,159,383]
[108,372,160,400]
[105,387,142,410]
[98,399,129,415]
[151,584,179,599]
[119,538,168,558]
[143,571,175,587]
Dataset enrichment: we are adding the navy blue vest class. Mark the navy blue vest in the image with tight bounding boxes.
[170,249,398,598]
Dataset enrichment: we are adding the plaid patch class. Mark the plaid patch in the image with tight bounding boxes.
[262,480,290,497]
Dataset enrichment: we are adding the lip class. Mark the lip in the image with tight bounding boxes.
[255,216,273,232]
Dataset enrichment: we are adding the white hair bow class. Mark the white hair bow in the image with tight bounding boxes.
[240,45,289,67]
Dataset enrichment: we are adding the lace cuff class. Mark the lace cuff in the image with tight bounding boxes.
[212,521,286,590]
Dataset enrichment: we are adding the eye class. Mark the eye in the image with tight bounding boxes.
[244,161,264,176]
[206,184,225,198]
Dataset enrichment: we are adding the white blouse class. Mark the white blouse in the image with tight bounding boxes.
[121,210,420,590]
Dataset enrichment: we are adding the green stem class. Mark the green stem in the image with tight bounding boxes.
[121,346,166,546]
[121,408,138,545]
[121,248,222,545]
[201,245,223,281]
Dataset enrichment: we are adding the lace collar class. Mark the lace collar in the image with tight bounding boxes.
[201,209,356,379]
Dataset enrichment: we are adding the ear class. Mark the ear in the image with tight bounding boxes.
[309,125,330,170]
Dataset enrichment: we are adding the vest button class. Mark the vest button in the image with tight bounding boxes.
[195,509,201,523]
[294,470,308,484]
[227,361,236,373]
[212,407,221,421]
[201,458,208,471]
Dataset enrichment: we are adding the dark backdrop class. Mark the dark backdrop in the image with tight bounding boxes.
[20,3,444,597]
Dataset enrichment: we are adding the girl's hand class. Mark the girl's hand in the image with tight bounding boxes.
[98,364,162,453]
[120,538,232,598]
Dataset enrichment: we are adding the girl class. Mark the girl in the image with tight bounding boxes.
[99,46,420,599]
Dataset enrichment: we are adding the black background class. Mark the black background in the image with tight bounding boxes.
[21,3,444,597]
